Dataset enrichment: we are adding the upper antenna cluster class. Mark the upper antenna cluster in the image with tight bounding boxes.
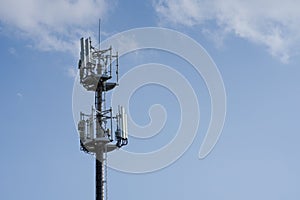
[78,37,119,91]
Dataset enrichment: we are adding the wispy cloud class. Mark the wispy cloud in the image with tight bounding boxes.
[0,0,113,56]
[154,0,300,63]
[16,92,23,99]
[67,67,77,78]
[8,47,17,55]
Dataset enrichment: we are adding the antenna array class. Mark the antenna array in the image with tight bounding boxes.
[77,36,128,200]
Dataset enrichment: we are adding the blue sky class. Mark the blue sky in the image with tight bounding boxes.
[1,0,300,199]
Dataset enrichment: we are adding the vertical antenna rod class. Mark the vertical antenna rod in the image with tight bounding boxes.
[98,18,101,49]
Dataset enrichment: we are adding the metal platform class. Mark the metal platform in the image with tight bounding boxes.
[81,137,118,153]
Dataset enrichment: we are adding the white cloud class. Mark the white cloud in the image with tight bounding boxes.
[154,0,300,63]
[8,47,17,55]
[16,92,23,99]
[0,0,113,56]
[67,67,77,78]
[111,34,139,54]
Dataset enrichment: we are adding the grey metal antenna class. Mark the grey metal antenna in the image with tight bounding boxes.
[98,18,101,49]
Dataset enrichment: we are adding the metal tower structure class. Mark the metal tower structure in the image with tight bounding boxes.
[77,37,128,200]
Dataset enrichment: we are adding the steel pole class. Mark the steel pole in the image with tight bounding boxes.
[95,82,104,200]
[96,153,104,200]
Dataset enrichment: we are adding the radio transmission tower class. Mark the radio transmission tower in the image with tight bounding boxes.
[77,36,128,200]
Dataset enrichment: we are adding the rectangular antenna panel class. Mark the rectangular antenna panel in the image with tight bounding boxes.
[78,120,86,140]
[80,38,85,68]
[120,106,128,139]
[121,106,125,138]
[88,115,94,139]
[118,106,121,131]
[124,113,128,139]
[85,38,91,64]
